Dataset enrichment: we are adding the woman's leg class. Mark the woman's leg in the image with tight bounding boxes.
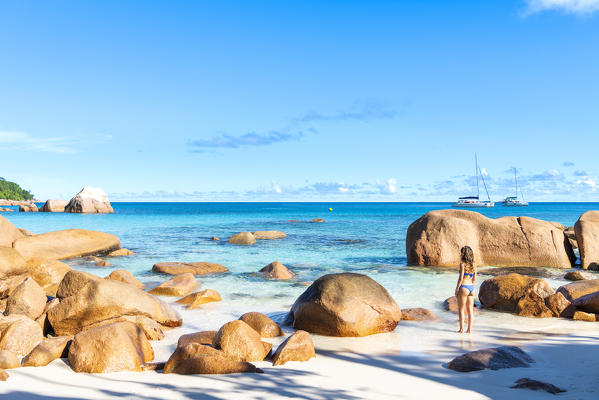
[457,289,467,333]
[466,294,475,333]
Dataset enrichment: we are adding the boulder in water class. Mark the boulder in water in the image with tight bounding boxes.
[478,273,554,313]
[176,289,221,308]
[64,187,113,213]
[105,270,145,289]
[228,232,256,245]
[39,199,68,212]
[148,273,198,296]
[239,312,284,337]
[557,279,599,301]
[252,231,287,240]
[574,211,599,269]
[152,262,228,276]
[259,261,295,280]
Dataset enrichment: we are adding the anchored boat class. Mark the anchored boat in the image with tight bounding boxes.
[502,168,528,206]
[453,154,494,208]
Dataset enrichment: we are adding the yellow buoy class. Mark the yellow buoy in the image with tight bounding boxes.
[328,208,333,211]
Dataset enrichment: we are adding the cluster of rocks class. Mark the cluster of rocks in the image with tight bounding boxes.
[476,272,599,322]
[21,187,114,214]
[226,230,287,246]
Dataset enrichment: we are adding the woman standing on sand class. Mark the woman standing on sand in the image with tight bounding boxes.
[455,246,476,333]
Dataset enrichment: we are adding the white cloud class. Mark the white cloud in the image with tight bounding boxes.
[376,178,397,194]
[0,131,111,154]
[524,0,599,15]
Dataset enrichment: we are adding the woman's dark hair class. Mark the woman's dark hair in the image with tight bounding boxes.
[460,246,475,273]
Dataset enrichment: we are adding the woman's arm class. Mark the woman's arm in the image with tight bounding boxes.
[473,268,477,283]
[455,264,464,296]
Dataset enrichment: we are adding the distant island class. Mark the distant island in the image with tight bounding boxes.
[0,177,34,201]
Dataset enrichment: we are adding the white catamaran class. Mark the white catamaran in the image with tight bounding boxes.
[502,167,528,206]
[453,154,494,208]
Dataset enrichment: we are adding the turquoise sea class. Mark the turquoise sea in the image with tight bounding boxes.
[3,202,599,332]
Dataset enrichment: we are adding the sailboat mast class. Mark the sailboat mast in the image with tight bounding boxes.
[475,153,479,198]
[514,168,518,199]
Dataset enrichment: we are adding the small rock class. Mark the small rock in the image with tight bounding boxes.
[310,218,325,223]
[177,331,218,348]
[228,232,256,245]
[239,312,284,337]
[0,369,8,381]
[0,350,19,369]
[39,199,68,212]
[259,261,295,280]
[21,336,72,367]
[515,293,554,318]
[510,378,566,394]
[564,271,586,281]
[544,292,574,318]
[210,236,219,241]
[152,262,228,276]
[447,346,533,372]
[400,308,436,321]
[95,260,110,267]
[105,270,145,289]
[107,248,135,257]
[176,289,221,308]
[272,330,315,366]
[252,231,287,240]
[164,343,262,375]
[213,320,272,362]
[442,296,480,314]
[148,273,198,296]
[572,311,598,322]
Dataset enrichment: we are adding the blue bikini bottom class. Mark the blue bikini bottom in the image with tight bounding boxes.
[459,284,475,295]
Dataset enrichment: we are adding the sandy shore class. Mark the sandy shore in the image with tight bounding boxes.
[1,301,598,400]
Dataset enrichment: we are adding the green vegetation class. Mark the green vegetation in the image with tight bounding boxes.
[0,178,34,200]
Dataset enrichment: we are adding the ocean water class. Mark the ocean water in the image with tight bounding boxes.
[3,202,599,347]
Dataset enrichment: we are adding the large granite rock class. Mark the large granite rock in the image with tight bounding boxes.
[447,346,533,372]
[4,277,46,320]
[148,273,197,296]
[259,261,295,280]
[479,273,554,313]
[289,272,402,337]
[177,331,218,348]
[574,211,599,269]
[176,289,221,308]
[573,291,599,314]
[406,210,575,268]
[0,246,27,281]
[152,262,228,276]
[557,279,599,301]
[105,270,145,289]
[272,330,315,366]
[239,312,284,337]
[26,258,72,297]
[13,229,121,260]
[48,270,182,336]
[18,204,38,212]
[0,315,43,356]
[0,350,19,369]
[21,336,71,367]
[64,187,113,213]
[68,322,153,373]
[545,292,574,318]
[213,320,272,362]
[163,343,262,375]
[252,231,287,240]
[39,199,68,212]
[0,216,24,248]
[228,232,256,245]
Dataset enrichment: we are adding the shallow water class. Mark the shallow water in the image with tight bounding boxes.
[3,202,599,339]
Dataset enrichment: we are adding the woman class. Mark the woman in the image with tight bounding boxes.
[454,246,476,333]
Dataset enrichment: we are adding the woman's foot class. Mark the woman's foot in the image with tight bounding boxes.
[457,328,464,333]
[466,329,471,334]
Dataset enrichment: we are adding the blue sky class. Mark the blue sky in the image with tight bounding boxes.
[1,0,598,201]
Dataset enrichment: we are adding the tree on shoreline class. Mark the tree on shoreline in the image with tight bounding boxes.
[0,177,34,200]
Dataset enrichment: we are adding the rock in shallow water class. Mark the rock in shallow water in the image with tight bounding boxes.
[64,187,113,214]
[259,261,295,280]
[176,289,221,308]
[239,312,284,337]
[105,269,145,289]
[479,273,554,313]
[152,262,228,276]
[400,308,436,321]
[447,346,533,372]
[149,273,198,296]
[564,271,586,281]
[574,211,599,270]
[228,232,256,245]
[252,231,287,240]
[557,279,599,301]
[573,291,599,314]
[510,378,566,394]
[290,272,401,337]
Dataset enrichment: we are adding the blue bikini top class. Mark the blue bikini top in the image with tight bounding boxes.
[463,272,474,277]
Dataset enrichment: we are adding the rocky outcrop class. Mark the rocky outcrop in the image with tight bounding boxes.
[239,312,284,337]
[48,270,182,336]
[176,289,221,308]
[544,292,574,318]
[26,258,72,297]
[574,211,599,269]
[68,322,153,373]
[406,210,575,268]
[213,320,272,362]
[0,350,19,369]
[64,187,113,213]
[478,273,554,313]
[163,343,262,375]
[290,272,402,337]
[0,216,24,247]
[572,291,599,314]
[148,273,197,296]
[272,330,315,366]
[12,229,121,260]
[228,232,256,245]
[105,270,145,289]
[557,279,599,301]
[39,200,68,212]
[400,308,436,321]
[514,293,553,318]
[152,262,228,276]
[447,346,533,372]
[4,278,46,320]
[252,231,287,240]
[0,247,28,297]
[177,331,218,348]
[0,315,43,356]
[259,261,295,280]
[107,248,135,256]
[565,226,577,249]
[310,218,325,223]
[21,336,71,367]
[81,315,165,341]
[19,204,38,212]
